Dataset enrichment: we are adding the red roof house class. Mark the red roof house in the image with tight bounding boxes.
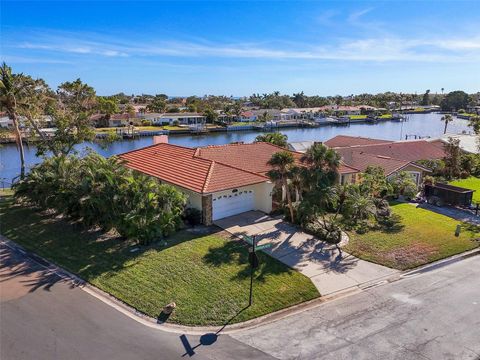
[324,135,442,186]
[119,142,306,224]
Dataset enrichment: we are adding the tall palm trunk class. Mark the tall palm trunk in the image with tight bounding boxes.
[11,112,26,179]
[283,177,294,222]
[444,120,448,134]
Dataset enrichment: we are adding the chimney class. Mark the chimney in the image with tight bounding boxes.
[153,135,168,144]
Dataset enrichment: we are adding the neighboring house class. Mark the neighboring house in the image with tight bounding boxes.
[288,141,316,153]
[118,142,303,224]
[428,134,480,154]
[324,135,391,148]
[324,135,446,185]
[335,149,431,185]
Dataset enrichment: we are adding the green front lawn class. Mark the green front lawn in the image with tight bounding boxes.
[378,114,393,119]
[449,177,480,204]
[0,194,319,326]
[229,121,258,126]
[345,202,479,270]
[349,115,367,120]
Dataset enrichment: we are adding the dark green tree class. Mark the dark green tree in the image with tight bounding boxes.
[441,91,471,111]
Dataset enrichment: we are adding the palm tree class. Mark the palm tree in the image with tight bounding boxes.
[0,63,26,178]
[441,114,453,134]
[300,143,341,190]
[289,166,303,203]
[267,151,296,222]
[255,132,288,147]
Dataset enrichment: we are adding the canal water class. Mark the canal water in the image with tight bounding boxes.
[0,113,472,183]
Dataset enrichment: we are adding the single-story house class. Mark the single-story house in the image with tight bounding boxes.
[288,141,317,153]
[324,135,446,185]
[0,115,13,129]
[239,111,257,122]
[323,135,391,148]
[91,113,133,127]
[250,109,283,121]
[139,112,206,126]
[335,149,431,185]
[118,142,306,224]
[428,134,479,154]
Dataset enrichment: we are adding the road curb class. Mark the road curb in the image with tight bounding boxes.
[2,235,479,335]
[401,247,480,278]
[0,235,360,334]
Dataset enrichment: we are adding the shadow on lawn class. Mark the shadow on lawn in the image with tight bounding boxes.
[202,234,294,282]
[0,197,216,286]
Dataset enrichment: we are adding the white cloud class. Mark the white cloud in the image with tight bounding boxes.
[348,8,374,23]
[11,32,480,63]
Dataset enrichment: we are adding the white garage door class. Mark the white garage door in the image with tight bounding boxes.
[212,190,255,221]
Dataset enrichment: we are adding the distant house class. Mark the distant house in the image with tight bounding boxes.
[239,111,257,122]
[250,109,283,121]
[0,114,13,129]
[91,113,133,127]
[466,104,480,115]
[0,114,53,129]
[139,112,206,126]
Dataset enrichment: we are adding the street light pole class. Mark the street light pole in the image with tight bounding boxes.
[249,235,256,307]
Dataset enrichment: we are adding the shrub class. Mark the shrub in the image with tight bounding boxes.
[304,219,342,244]
[141,119,152,126]
[183,208,202,226]
[389,171,418,199]
[13,152,187,245]
[377,213,403,231]
[355,221,369,234]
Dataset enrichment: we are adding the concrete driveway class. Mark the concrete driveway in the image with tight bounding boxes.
[215,211,397,295]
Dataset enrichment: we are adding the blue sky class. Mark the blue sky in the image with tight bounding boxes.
[2,1,480,96]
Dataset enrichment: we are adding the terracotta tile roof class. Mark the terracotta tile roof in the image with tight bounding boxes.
[338,163,360,174]
[335,140,446,162]
[336,150,426,176]
[196,142,303,175]
[118,143,268,194]
[324,135,391,148]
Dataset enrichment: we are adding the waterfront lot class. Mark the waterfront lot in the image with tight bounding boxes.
[345,202,479,270]
[0,193,318,326]
[449,176,480,203]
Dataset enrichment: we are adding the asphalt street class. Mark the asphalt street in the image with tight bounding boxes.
[232,254,480,360]
[0,243,274,360]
